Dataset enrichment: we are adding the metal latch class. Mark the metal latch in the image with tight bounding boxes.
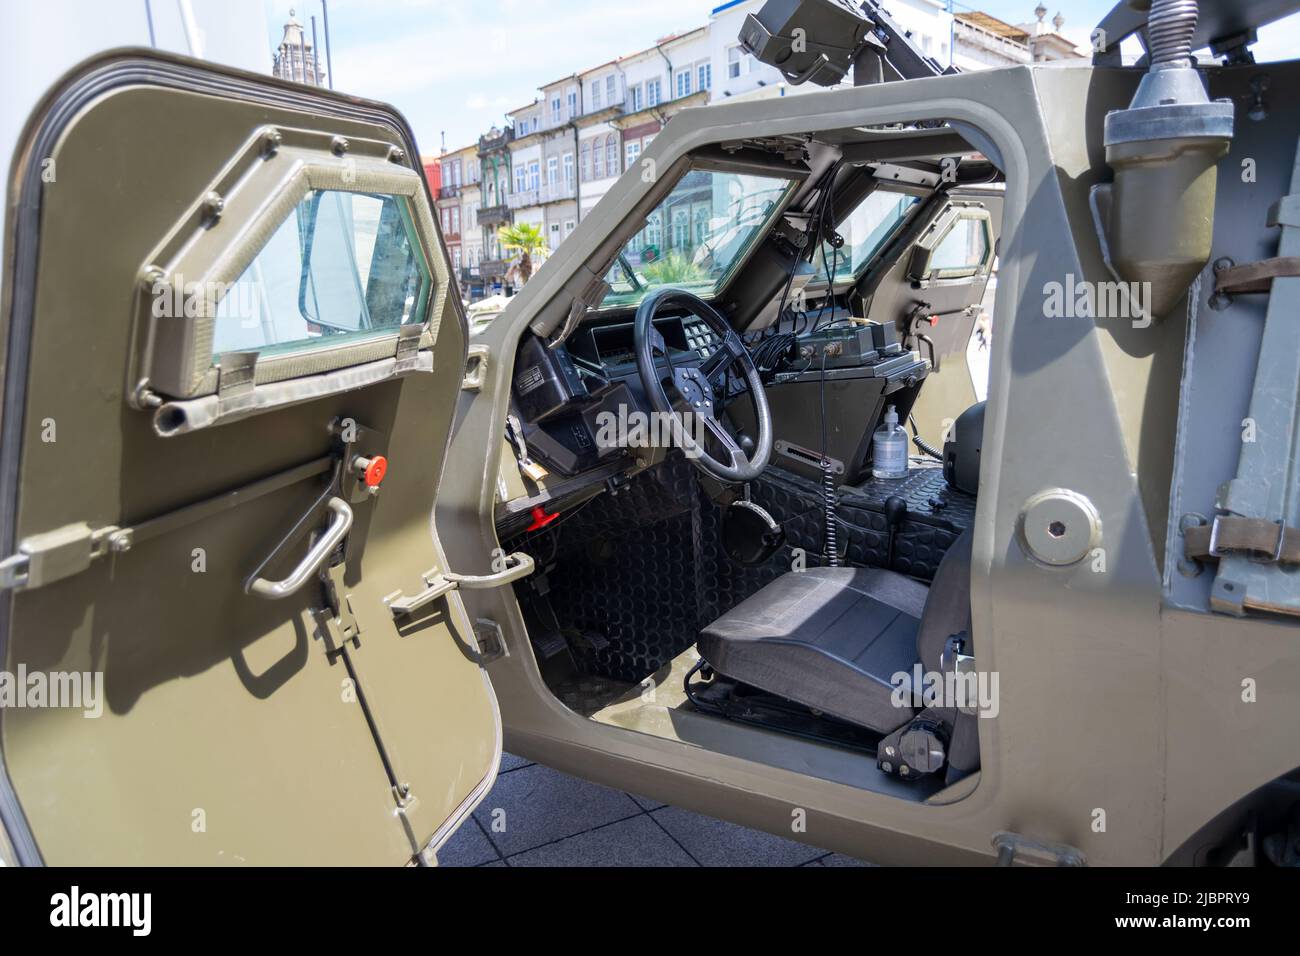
[383,552,534,618]
[0,522,131,592]
[313,559,361,654]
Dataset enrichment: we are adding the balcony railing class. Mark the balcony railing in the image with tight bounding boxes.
[479,259,510,278]
[478,203,512,226]
[478,128,514,153]
[438,183,462,200]
[507,180,577,209]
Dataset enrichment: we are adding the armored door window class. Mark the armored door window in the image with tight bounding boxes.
[211,190,430,359]
[908,203,993,283]
[930,215,991,276]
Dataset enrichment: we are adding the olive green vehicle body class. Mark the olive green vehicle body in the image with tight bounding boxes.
[1,43,1297,866]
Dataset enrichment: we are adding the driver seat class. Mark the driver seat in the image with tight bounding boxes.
[697,532,972,735]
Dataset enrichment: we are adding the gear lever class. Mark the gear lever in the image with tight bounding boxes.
[883,495,908,568]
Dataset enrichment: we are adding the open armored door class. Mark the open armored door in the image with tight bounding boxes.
[0,52,525,865]
[869,186,1002,446]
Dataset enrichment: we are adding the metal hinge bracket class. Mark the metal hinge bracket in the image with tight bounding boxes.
[383,552,534,619]
[0,522,131,592]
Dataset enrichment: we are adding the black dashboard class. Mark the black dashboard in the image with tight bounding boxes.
[510,314,719,477]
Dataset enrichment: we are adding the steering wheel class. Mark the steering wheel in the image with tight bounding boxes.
[633,287,772,484]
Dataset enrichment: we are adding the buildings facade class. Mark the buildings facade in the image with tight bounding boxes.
[441,3,1079,302]
[954,6,1086,70]
[477,125,514,293]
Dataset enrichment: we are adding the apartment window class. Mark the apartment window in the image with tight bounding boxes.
[564,219,576,237]
[644,210,663,249]
[453,249,461,271]
[563,152,574,186]
[467,203,478,229]
[671,208,690,248]
[694,205,710,245]
[515,165,527,193]
[727,45,742,79]
[591,79,602,110]
[606,137,618,176]
[550,96,561,124]
[550,222,561,245]
[547,156,558,186]
[528,161,540,190]
[452,208,461,234]
[676,70,692,98]
[567,89,577,118]
[441,208,450,232]
[629,84,643,112]
[593,137,604,179]
[625,140,641,171]
[698,62,712,92]
[646,77,661,107]
[605,74,617,104]
[580,141,591,181]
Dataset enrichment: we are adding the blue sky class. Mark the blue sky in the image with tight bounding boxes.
[263,0,1298,158]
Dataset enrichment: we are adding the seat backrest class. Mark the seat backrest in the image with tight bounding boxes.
[916,530,974,672]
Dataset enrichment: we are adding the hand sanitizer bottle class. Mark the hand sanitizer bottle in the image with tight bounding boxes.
[872,405,909,479]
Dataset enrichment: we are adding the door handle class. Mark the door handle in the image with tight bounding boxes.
[384,551,534,618]
[246,496,353,600]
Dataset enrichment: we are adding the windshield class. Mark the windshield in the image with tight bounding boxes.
[601,168,795,308]
[814,189,919,280]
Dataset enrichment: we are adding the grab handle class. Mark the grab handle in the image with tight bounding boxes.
[246,496,353,600]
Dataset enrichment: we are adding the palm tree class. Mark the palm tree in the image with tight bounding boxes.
[497,222,549,285]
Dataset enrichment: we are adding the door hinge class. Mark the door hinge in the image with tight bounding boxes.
[992,831,1087,867]
[383,552,534,619]
[0,522,131,592]
[473,617,509,663]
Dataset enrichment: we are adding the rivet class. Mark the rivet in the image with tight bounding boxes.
[261,129,283,157]
[331,135,350,156]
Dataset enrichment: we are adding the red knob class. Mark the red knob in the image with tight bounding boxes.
[362,455,388,487]
[526,505,558,531]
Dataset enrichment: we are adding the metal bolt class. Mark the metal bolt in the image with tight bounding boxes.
[261,129,283,157]
[388,145,406,163]
[107,529,133,553]
[881,761,893,773]
[1209,257,1234,311]
[899,764,910,776]
[885,745,895,757]
[331,135,350,156]
[1248,75,1270,122]
[200,191,224,227]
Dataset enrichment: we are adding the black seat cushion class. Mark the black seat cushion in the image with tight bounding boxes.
[698,567,930,734]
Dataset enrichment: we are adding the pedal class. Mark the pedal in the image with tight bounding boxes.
[531,629,569,660]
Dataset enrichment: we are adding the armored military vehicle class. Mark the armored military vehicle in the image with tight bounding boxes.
[1,0,1297,867]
